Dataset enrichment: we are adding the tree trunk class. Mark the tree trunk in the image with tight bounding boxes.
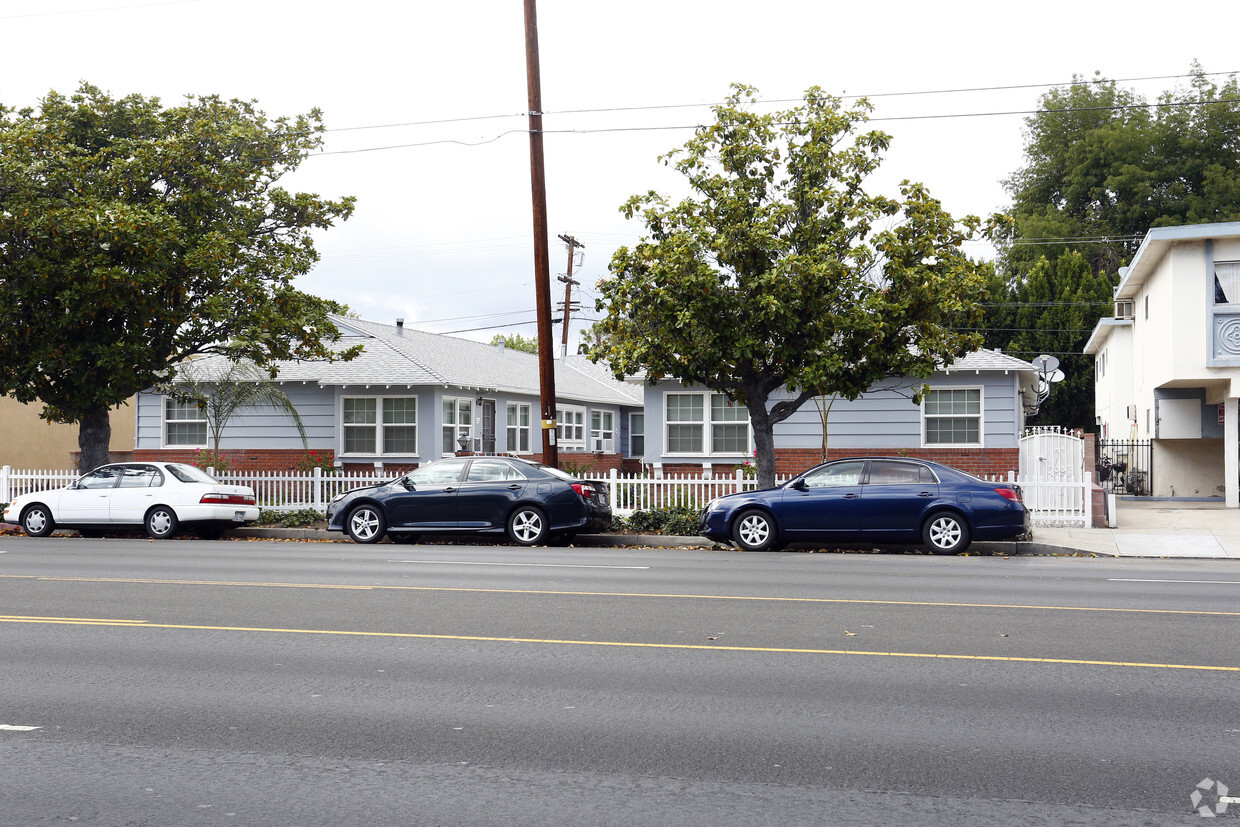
[77,408,112,472]
[748,401,778,490]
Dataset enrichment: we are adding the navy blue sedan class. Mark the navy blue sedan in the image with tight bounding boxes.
[326,456,611,545]
[699,457,1029,554]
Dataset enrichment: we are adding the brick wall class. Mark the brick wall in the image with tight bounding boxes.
[652,448,1019,479]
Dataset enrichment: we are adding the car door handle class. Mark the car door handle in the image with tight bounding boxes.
[918,491,934,497]
[442,487,457,493]
[507,484,522,490]
[843,493,860,499]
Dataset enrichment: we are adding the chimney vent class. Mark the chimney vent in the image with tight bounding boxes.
[396,318,404,336]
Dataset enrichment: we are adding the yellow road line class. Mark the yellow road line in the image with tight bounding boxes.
[2,574,1239,617]
[0,614,1236,672]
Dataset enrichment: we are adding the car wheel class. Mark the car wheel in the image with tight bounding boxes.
[923,511,971,555]
[21,504,55,538]
[346,504,387,544]
[507,506,548,546]
[733,508,777,551]
[145,506,180,540]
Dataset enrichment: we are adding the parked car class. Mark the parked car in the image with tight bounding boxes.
[2,462,259,540]
[699,457,1029,554]
[326,456,612,545]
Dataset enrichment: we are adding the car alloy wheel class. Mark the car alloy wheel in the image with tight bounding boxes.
[923,511,971,555]
[346,505,386,544]
[145,506,180,540]
[733,508,776,551]
[507,507,547,546]
[22,505,55,538]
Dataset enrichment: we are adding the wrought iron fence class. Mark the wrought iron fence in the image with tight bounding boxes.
[1096,439,1153,496]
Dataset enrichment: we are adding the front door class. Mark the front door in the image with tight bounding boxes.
[57,466,123,523]
[778,460,866,540]
[384,458,467,529]
[480,400,496,454]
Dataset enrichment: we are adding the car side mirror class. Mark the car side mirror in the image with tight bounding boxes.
[401,480,416,491]
[791,478,807,490]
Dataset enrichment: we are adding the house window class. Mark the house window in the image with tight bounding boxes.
[923,388,982,446]
[442,397,473,455]
[665,392,750,455]
[557,406,585,449]
[590,410,614,452]
[506,402,531,453]
[343,396,418,455]
[165,398,207,447]
[628,412,645,457]
[1216,261,1240,304]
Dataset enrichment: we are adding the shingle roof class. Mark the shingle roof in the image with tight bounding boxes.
[183,316,641,406]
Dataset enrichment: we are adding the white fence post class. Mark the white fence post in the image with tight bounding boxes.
[313,466,323,512]
[1,465,9,503]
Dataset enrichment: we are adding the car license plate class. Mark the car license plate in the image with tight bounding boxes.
[233,510,246,522]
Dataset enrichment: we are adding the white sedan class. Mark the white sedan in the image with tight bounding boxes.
[2,462,259,540]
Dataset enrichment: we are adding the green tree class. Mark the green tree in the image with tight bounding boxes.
[589,85,1002,489]
[489,333,539,354]
[989,65,1240,428]
[0,84,359,471]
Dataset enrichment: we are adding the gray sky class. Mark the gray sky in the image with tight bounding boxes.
[4,0,1237,347]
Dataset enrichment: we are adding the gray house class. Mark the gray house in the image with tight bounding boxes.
[132,317,1038,479]
[133,316,643,473]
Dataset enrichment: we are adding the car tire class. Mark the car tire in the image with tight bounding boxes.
[507,506,548,546]
[145,506,180,540]
[733,508,777,551]
[346,504,387,544]
[21,504,55,538]
[923,511,971,555]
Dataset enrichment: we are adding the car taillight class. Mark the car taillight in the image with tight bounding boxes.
[994,487,1022,503]
[571,482,595,500]
[200,492,256,506]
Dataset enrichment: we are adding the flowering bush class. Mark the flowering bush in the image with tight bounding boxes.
[738,451,757,479]
[190,450,231,474]
[295,450,337,474]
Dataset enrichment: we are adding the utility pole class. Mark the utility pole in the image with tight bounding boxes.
[522,0,557,467]
[557,233,584,358]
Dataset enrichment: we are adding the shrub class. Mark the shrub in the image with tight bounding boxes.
[257,508,323,527]
[626,505,699,536]
[294,450,336,474]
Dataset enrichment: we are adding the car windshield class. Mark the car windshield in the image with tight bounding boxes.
[165,464,215,484]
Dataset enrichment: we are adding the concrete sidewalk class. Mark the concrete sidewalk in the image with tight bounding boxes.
[1030,498,1240,559]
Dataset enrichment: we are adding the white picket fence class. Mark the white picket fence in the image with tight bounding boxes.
[3,464,1086,526]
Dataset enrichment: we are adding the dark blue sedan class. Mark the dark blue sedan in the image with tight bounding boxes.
[699,457,1029,554]
[327,456,612,545]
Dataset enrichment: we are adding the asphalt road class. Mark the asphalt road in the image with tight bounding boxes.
[2,535,1238,825]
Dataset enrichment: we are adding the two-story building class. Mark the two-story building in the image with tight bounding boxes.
[1085,222,1240,506]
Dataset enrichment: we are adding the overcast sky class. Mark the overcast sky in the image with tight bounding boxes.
[4,0,1237,349]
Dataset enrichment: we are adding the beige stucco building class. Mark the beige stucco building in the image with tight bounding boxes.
[1085,222,1240,507]
[0,397,135,470]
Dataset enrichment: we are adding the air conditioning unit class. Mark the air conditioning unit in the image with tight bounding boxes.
[592,438,614,453]
[1115,300,1135,319]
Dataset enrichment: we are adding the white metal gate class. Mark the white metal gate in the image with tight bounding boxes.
[1018,427,1088,526]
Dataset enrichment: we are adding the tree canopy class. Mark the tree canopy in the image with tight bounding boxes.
[589,85,1003,488]
[490,333,539,354]
[0,83,359,470]
[989,65,1240,428]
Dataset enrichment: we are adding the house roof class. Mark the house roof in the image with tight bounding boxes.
[943,348,1038,376]
[183,316,643,406]
[1116,221,1240,298]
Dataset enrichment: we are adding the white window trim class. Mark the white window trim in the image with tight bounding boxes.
[920,386,985,448]
[162,396,208,449]
[441,396,474,456]
[590,410,615,453]
[557,404,586,450]
[340,395,419,457]
[627,411,645,458]
[506,401,532,455]
[663,391,751,457]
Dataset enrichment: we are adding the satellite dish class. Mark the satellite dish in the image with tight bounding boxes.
[1032,354,1059,373]
[1048,368,1065,383]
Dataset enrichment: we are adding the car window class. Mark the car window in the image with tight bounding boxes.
[166,463,215,484]
[799,460,865,488]
[467,460,526,482]
[77,467,123,490]
[406,459,467,486]
[118,465,162,488]
[867,461,931,485]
